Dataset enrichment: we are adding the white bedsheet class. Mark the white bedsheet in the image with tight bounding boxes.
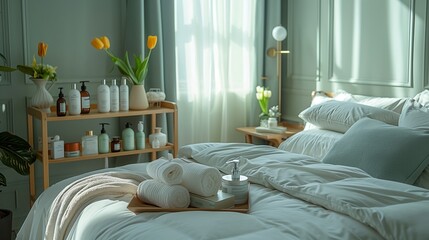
[17,144,429,240]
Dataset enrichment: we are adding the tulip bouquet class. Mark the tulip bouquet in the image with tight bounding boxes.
[0,42,57,81]
[91,35,157,85]
[256,86,272,119]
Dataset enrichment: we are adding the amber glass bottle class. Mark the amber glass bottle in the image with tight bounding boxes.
[56,87,67,116]
[80,81,91,114]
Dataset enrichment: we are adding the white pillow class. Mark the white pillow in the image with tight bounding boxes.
[299,100,400,133]
[322,118,429,184]
[399,99,429,129]
[278,129,343,160]
[334,90,407,113]
[413,89,429,108]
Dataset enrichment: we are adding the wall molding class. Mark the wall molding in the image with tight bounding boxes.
[0,98,14,132]
[0,0,11,85]
[327,0,415,88]
[21,0,125,84]
[425,0,429,88]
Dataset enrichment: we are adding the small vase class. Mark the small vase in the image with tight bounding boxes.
[149,127,167,148]
[129,84,149,110]
[31,78,53,113]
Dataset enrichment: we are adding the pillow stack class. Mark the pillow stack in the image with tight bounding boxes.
[137,158,222,208]
[320,98,429,185]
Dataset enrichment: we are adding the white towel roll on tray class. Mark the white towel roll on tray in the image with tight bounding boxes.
[173,159,222,197]
[137,179,190,208]
[146,158,183,185]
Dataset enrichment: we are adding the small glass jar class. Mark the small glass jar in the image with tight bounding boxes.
[111,136,121,152]
[268,117,278,128]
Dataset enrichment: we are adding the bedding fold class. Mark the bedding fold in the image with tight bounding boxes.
[187,143,429,240]
[137,179,190,208]
[146,158,183,185]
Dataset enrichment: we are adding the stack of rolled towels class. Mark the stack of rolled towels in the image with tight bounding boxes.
[136,158,222,208]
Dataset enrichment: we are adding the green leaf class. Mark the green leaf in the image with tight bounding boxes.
[0,173,5,186]
[0,66,16,72]
[17,65,35,76]
[0,132,36,180]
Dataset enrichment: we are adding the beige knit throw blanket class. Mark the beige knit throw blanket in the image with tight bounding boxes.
[45,172,144,240]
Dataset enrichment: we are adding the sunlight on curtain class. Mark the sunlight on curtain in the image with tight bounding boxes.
[174,0,257,146]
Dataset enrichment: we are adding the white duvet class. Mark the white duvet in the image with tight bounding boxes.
[18,143,429,240]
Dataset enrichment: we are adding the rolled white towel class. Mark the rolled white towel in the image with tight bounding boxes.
[146,159,183,185]
[173,159,222,197]
[137,179,190,208]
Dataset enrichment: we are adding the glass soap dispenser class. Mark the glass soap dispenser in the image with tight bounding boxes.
[56,87,67,117]
[149,127,167,148]
[80,81,91,114]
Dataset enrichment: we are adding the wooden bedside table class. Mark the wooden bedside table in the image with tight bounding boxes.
[236,122,303,147]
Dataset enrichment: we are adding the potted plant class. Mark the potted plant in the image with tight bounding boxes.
[91,35,158,110]
[0,132,36,239]
[0,54,37,239]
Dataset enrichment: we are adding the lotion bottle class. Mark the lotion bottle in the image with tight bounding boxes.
[80,81,91,114]
[81,130,98,155]
[97,79,110,113]
[56,87,67,117]
[122,122,135,151]
[110,79,119,112]
[68,83,81,115]
[135,121,145,150]
[98,123,110,153]
[119,77,129,111]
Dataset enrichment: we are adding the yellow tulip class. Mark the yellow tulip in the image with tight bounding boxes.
[100,36,110,49]
[38,42,48,57]
[147,36,157,49]
[91,38,104,50]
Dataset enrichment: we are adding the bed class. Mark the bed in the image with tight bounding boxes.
[17,90,429,240]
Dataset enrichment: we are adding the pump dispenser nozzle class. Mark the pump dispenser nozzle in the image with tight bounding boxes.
[58,87,64,98]
[99,123,109,134]
[226,159,240,180]
[80,81,89,91]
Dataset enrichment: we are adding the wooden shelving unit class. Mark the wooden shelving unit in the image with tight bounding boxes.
[27,101,178,203]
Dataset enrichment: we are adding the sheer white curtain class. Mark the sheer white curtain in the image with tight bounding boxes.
[175,0,258,146]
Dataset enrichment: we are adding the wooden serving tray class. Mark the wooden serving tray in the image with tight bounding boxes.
[127,195,249,213]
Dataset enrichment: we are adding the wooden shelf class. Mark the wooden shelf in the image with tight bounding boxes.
[27,101,178,204]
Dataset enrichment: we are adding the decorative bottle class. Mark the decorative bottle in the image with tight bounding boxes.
[149,127,167,148]
[68,83,81,115]
[119,77,129,111]
[97,79,110,113]
[110,79,119,112]
[135,121,145,150]
[56,87,67,117]
[80,81,91,114]
[98,123,110,154]
[122,122,135,151]
[81,130,98,155]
